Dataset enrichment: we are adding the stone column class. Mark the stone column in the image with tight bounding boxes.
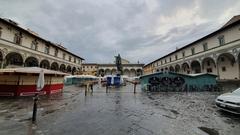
[1,59,5,69]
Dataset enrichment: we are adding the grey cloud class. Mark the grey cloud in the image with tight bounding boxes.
[0,0,239,63]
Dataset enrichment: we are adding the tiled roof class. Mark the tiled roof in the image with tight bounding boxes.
[222,15,240,28]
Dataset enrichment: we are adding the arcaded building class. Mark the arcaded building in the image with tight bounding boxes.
[81,63,98,76]
[97,63,144,77]
[0,18,84,74]
[82,59,144,77]
[143,15,240,80]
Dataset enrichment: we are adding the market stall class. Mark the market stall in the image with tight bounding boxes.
[0,67,67,96]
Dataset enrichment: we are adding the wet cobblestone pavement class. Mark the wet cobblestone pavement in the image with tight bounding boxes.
[0,84,240,135]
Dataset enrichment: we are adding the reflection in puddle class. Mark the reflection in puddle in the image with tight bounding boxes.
[198,127,219,135]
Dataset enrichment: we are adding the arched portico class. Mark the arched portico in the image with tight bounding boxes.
[111,69,117,75]
[202,57,217,74]
[130,69,136,77]
[5,52,23,67]
[164,67,168,71]
[169,66,174,72]
[191,60,201,73]
[72,67,77,75]
[24,56,39,67]
[59,64,66,72]
[136,69,143,76]
[51,62,59,71]
[105,69,111,75]
[67,65,72,73]
[99,69,105,77]
[40,59,50,69]
[217,53,237,79]
[182,62,190,74]
[175,64,181,73]
[123,69,130,76]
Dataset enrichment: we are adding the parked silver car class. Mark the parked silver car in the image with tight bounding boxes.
[215,88,240,114]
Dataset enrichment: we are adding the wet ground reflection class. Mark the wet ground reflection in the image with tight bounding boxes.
[0,84,239,135]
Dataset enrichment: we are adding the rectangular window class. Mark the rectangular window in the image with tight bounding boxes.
[74,58,76,63]
[222,67,226,72]
[31,44,35,50]
[191,48,195,55]
[165,59,167,63]
[54,48,58,57]
[218,35,225,46]
[161,61,163,65]
[45,45,50,54]
[175,55,178,60]
[31,40,38,51]
[170,57,172,62]
[69,56,72,62]
[63,53,66,60]
[203,43,208,51]
[14,32,22,45]
[182,51,185,57]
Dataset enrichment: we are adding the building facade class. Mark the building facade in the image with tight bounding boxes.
[0,18,84,74]
[81,63,98,76]
[143,15,240,80]
[82,63,144,77]
[98,63,144,77]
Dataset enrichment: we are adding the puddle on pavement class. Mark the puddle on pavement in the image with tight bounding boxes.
[198,127,219,135]
[42,110,56,116]
[18,118,31,122]
[162,114,176,119]
[170,109,179,115]
[0,85,240,135]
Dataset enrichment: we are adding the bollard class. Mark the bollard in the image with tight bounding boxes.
[106,85,108,93]
[32,93,39,123]
[90,84,93,95]
[90,84,93,93]
[134,83,136,94]
[85,84,87,96]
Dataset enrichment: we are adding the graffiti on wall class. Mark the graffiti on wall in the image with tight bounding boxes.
[148,76,185,86]
[148,76,185,91]
[147,76,219,92]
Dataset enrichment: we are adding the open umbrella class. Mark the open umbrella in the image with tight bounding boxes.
[37,69,45,91]
[32,69,45,123]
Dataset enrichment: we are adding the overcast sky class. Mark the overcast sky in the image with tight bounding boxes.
[0,0,240,64]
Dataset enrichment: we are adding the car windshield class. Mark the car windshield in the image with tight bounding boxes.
[232,88,240,95]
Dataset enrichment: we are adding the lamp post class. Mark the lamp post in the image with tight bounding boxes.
[32,69,45,124]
